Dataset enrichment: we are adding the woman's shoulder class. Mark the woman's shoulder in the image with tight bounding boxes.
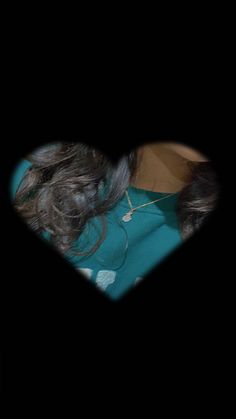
[10,159,32,200]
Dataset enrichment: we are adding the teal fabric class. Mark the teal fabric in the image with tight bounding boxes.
[11,159,183,300]
[10,159,32,200]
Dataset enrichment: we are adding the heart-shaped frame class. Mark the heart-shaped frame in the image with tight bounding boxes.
[11,140,218,301]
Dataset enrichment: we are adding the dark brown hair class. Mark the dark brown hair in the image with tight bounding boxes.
[14,142,219,254]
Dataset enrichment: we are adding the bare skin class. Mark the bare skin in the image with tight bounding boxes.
[130,142,208,194]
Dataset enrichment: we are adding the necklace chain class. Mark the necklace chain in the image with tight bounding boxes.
[122,188,176,222]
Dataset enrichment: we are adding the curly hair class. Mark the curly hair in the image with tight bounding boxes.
[14,142,219,254]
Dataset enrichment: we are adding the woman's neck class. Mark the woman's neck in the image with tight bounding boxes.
[130,144,194,193]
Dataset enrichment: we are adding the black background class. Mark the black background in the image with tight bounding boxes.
[1,77,229,398]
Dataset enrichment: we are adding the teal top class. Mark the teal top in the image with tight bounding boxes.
[11,159,183,300]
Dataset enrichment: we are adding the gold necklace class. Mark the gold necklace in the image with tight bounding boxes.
[122,189,176,222]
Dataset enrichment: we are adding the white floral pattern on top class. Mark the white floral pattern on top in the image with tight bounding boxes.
[95,270,116,290]
[77,268,143,292]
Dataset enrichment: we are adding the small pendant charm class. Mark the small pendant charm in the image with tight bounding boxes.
[122,211,133,222]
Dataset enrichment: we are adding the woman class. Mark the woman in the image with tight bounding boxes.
[12,141,219,299]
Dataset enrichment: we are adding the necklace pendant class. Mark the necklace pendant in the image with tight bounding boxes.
[122,210,133,222]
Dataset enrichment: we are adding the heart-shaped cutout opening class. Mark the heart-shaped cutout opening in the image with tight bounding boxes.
[10,141,219,300]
